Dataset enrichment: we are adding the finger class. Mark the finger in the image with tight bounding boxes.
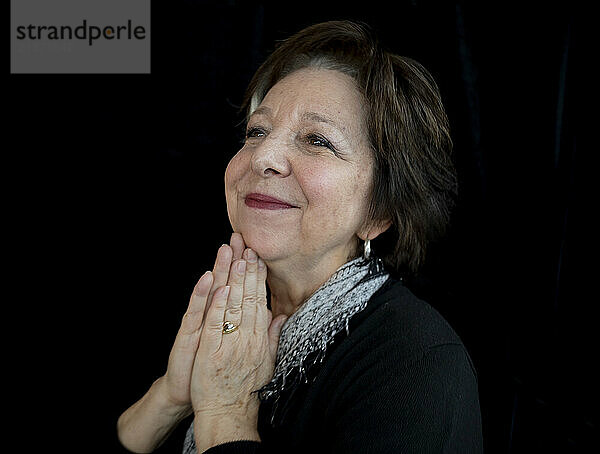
[223,258,246,329]
[255,258,270,334]
[205,245,233,318]
[256,258,268,305]
[179,271,213,335]
[170,271,213,370]
[202,285,230,353]
[241,248,258,333]
[268,314,288,359]
[230,232,246,261]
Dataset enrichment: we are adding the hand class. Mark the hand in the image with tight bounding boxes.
[117,234,251,453]
[190,245,288,419]
[162,233,248,409]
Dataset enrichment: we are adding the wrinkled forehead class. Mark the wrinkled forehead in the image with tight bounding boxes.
[249,68,366,132]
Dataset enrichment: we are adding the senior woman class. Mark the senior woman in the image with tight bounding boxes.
[118,20,483,453]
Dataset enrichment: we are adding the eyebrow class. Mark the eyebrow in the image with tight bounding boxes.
[250,106,272,118]
[250,107,341,129]
[301,111,342,129]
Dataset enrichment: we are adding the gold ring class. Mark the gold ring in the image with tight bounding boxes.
[222,321,239,334]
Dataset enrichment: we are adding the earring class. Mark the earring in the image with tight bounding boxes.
[363,238,371,260]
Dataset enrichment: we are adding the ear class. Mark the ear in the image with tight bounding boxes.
[358,219,392,241]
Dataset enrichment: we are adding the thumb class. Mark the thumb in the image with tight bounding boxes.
[268,314,288,358]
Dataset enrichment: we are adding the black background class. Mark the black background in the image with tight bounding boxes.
[8,1,591,453]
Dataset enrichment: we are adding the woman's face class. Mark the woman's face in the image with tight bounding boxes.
[225,68,373,265]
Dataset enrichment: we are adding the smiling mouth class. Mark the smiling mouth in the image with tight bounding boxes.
[244,198,296,210]
[244,193,296,210]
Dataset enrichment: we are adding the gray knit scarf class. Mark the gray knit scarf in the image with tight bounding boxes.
[183,255,389,454]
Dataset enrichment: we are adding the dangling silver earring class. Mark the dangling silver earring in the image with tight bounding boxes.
[363,238,371,260]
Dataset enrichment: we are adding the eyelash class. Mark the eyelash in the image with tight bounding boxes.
[306,133,335,150]
[245,127,337,153]
[245,127,266,139]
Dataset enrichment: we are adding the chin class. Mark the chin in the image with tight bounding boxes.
[238,227,291,262]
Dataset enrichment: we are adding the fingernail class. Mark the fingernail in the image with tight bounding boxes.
[219,244,232,260]
[247,248,257,263]
[236,260,246,273]
[258,258,265,270]
[194,271,211,295]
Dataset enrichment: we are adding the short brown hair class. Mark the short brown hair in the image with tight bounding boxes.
[241,20,457,276]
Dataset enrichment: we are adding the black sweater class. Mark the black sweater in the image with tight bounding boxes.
[203,276,483,453]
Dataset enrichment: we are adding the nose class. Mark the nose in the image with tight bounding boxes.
[250,133,292,178]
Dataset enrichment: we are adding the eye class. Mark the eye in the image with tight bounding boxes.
[245,127,267,139]
[306,133,333,149]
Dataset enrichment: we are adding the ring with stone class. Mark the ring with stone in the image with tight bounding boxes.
[222,321,239,334]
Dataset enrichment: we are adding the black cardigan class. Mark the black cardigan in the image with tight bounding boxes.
[203,276,483,453]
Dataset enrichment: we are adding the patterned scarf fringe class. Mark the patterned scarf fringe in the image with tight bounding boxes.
[254,255,389,426]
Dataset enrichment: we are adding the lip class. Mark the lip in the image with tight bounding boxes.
[244,192,296,210]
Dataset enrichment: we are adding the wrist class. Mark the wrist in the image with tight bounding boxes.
[116,377,192,453]
[152,376,193,421]
[193,412,260,453]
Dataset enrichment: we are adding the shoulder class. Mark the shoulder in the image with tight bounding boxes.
[348,276,467,359]
[316,276,478,391]
[313,277,483,451]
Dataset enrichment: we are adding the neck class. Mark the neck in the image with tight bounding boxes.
[265,250,355,319]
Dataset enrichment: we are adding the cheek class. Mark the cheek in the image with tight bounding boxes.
[299,163,370,223]
[225,152,246,192]
[296,164,333,204]
[224,152,248,221]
